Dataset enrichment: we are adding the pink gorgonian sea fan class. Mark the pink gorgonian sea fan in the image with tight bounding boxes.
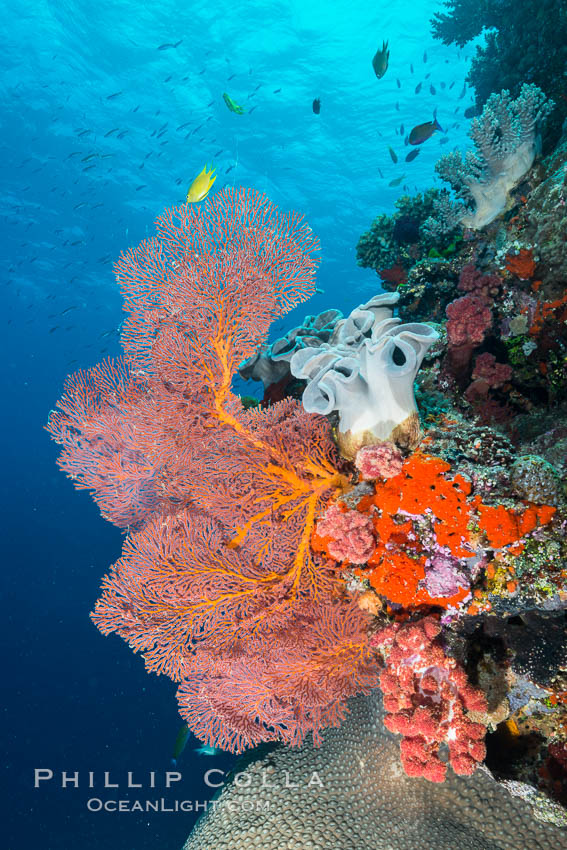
[48,189,378,752]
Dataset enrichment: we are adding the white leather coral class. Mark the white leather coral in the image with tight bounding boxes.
[290,292,438,458]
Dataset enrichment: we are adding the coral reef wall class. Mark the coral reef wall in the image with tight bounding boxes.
[431,0,567,148]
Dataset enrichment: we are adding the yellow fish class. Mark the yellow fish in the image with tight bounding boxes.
[186,164,216,203]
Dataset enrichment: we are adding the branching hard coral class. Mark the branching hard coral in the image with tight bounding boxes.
[290,292,438,458]
[425,84,554,230]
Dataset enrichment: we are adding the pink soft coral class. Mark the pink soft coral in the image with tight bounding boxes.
[457,264,501,301]
[471,352,513,387]
[446,295,492,347]
[315,503,375,564]
[372,617,487,782]
[355,442,403,480]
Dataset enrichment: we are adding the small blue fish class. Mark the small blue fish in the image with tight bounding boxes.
[194,745,221,756]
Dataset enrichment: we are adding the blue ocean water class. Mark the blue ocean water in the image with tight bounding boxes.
[3,1,476,846]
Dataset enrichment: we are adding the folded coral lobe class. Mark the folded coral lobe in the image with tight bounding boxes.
[291,292,438,458]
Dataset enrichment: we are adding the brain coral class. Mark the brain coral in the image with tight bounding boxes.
[182,691,567,849]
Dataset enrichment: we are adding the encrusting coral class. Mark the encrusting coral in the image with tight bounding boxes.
[312,451,556,611]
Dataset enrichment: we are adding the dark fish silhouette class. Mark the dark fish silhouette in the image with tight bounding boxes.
[372,41,389,79]
[405,148,420,162]
[312,98,321,114]
[409,116,442,145]
[388,146,398,163]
